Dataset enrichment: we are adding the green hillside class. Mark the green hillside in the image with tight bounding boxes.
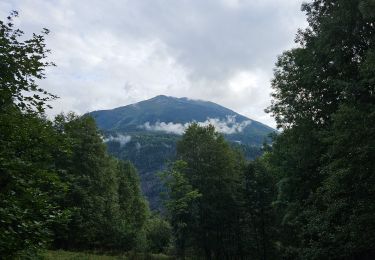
[89,96,275,209]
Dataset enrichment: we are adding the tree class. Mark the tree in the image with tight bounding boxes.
[116,160,148,250]
[176,123,244,258]
[267,0,375,129]
[0,11,153,256]
[0,11,56,113]
[301,104,375,259]
[0,12,65,258]
[144,214,172,254]
[52,114,119,249]
[161,160,201,257]
[0,110,68,258]
[241,156,277,260]
[267,0,375,258]
[51,113,150,251]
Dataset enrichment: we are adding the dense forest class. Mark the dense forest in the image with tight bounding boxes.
[1,0,375,259]
[94,95,273,210]
[0,12,170,258]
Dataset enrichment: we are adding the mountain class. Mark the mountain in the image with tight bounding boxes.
[89,95,275,209]
[90,95,274,144]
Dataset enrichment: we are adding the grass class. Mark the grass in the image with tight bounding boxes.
[41,250,173,260]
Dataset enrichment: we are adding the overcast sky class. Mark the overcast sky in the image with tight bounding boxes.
[1,0,307,127]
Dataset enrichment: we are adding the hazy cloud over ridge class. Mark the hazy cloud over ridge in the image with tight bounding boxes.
[1,0,307,127]
[141,116,252,135]
[104,134,132,147]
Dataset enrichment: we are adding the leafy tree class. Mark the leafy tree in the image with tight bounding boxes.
[0,12,65,258]
[299,104,375,259]
[0,11,153,256]
[241,156,277,260]
[0,109,68,258]
[161,160,201,257]
[267,0,375,258]
[52,113,150,251]
[267,0,375,129]
[144,214,172,254]
[115,160,148,250]
[0,11,56,113]
[51,114,119,249]
[176,123,244,258]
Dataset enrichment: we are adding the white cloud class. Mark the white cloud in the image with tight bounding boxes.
[142,121,187,135]
[104,134,132,147]
[2,0,307,128]
[199,116,252,134]
[140,115,251,135]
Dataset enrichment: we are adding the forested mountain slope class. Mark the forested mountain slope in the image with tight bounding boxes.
[89,95,275,209]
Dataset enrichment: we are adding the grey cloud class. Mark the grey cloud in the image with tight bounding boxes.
[2,0,307,128]
[123,0,304,80]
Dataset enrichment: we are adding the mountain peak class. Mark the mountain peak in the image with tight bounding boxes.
[150,95,172,100]
[89,96,274,144]
[148,95,196,104]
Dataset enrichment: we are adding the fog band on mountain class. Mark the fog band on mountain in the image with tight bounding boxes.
[104,134,132,147]
[140,115,251,135]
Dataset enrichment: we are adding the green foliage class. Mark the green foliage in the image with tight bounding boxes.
[105,130,266,211]
[268,0,375,129]
[106,132,178,210]
[42,250,119,260]
[100,95,274,211]
[0,13,152,254]
[171,124,246,258]
[160,160,201,257]
[298,104,375,259]
[267,0,375,259]
[240,157,278,260]
[4,1,375,258]
[144,214,172,254]
[0,108,68,258]
[0,11,56,113]
[116,160,148,250]
[162,124,280,259]
[51,114,117,249]
[0,12,65,258]
[51,114,149,251]
[41,249,173,259]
